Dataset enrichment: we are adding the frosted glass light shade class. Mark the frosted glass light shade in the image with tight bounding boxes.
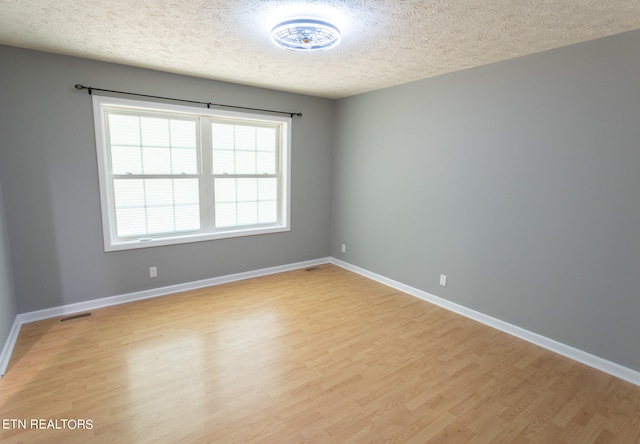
[271,19,341,51]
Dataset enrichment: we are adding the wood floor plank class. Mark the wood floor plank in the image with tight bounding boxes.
[2,264,640,443]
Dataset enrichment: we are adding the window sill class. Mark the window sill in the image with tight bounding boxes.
[104,225,290,252]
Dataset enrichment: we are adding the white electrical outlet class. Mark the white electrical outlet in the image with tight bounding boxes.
[341,243,346,253]
[440,274,447,286]
[150,266,157,278]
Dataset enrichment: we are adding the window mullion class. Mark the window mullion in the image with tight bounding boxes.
[200,117,214,231]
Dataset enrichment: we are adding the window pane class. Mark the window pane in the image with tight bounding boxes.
[257,127,276,152]
[256,152,276,174]
[258,201,278,224]
[113,178,200,238]
[144,179,173,206]
[212,123,234,150]
[171,148,198,174]
[111,145,143,174]
[175,205,200,231]
[114,179,145,208]
[170,120,197,148]
[147,206,174,234]
[114,178,147,238]
[212,123,280,176]
[141,117,170,147]
[142,147,171,174]
[212,150,235,174]
[214,178,236,203]
[235,125,256,151]
[213,177,278,229]
[116,208,147,237]
[235,151,256,174]
[258,178,277,224]
[258,178,277,200]
[173,179,200,232]
[237,202,258,226]
[237,178,258,202]
[215,202,237,227]
[108,113,197,176]
[109,115,140,145]
[174,179,199,205]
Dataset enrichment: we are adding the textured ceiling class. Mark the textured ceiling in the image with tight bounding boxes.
[1,0,640,98]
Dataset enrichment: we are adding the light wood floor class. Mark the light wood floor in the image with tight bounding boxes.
[1,264,640,443]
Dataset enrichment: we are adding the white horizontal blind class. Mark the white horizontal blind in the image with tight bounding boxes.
[212,123,279,228]
[106,113,201,239]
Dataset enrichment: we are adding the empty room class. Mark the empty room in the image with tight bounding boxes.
[2,1,640,442]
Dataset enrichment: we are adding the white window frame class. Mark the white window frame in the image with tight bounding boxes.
[92,95,292,252]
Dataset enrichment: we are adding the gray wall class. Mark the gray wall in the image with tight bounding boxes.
[0,45,333,313]
[332,29,640,371]
[3,29,640,373]
[0,178,17,356]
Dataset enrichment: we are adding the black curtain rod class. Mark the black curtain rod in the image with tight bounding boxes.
[74,84,302,118]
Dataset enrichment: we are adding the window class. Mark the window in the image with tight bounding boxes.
[92,96,291,251]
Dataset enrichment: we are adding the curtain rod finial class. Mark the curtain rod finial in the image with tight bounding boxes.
[74,84,92,95]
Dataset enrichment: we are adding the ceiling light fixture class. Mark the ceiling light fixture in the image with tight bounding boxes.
[271,18,341,52]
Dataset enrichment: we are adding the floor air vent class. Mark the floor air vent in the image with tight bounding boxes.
[59,312,92,323]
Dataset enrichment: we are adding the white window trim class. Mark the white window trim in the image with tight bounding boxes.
[92,95,292,252]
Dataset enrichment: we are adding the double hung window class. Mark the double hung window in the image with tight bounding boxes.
[92,96,291,251]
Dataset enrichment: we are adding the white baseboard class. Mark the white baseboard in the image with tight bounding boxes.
[330,258,640,387]
[1,257,330,375]
[17,258,330,324]
[0,316,21,376]
[5,256,639,387]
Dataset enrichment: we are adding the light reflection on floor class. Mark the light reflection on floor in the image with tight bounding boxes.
[124,309,283,433]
